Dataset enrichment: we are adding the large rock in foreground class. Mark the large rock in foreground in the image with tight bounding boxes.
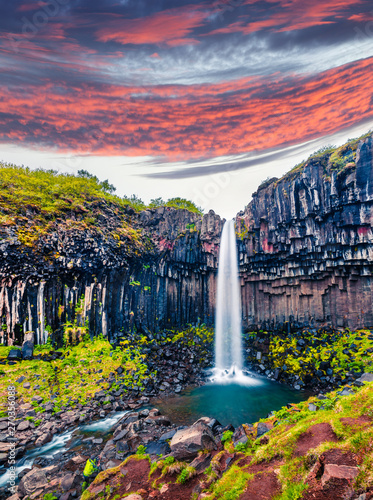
[18,468,48,496]
[170,421,217,459]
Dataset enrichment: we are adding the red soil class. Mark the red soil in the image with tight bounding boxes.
[239,471,281,500]
[294,423,338,457]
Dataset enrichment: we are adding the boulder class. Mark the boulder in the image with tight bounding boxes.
[339,388,354,396]
[321,464,359,486]
[256,422,270,438]
[18,468,48,496]
[21,340,34,360]
[60,473,76,491]
[35,432,52,447]
[357,373,373,383]
[17,420,31,431]
[170,421,217,459]
[7,349,22,361]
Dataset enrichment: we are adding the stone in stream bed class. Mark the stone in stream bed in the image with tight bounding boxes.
[18,469,48,496]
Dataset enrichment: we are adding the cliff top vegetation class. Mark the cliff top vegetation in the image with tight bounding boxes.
[0,163,202,248]
[0,163,202,224]
[257,129,372,191]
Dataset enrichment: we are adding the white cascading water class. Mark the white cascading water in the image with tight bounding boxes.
[211,219,261,386]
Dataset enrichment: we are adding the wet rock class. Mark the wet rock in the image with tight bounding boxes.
[170,421,217,459]
[18,468,48,496]
[159,429,177,441]
[113,429,129,442]
[145,441,171,456]
[145,415,171,427]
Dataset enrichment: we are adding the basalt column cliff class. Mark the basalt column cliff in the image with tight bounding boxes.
[1,134,373,345]
[236,134,373,330]
[0,205,221,345]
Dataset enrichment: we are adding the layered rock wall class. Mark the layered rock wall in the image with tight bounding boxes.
[237,134,373,330]
[0,208,222,345]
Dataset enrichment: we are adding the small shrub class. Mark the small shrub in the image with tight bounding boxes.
[136,445,147,456]
[221,430,234,443]
[176,466,196,484]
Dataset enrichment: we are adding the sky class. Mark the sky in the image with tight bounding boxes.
[1,0,373,218]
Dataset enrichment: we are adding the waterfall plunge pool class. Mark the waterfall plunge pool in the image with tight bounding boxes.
[153,373,310,428]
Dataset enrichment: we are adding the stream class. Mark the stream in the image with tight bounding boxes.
[0,411,128,490]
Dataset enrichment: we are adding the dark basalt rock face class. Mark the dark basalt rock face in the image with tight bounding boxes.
[1,136,373,345]
[0,207,222,344]
[236,134,373,331]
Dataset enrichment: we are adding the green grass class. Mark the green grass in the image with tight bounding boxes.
[0,163,202,248]
[0,325,213,416]
[204,465,253,500]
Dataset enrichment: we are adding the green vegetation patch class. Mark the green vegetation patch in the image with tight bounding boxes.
[267,328,373,384]
[204,465,253,500]
[0,335,152,413]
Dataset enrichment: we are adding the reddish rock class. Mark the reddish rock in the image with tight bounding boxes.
[321,464,359,486]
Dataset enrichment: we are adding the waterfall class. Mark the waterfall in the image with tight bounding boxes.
[215,220,243,371]
[212,219,261,386]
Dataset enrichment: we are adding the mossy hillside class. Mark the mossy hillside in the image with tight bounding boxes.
[263,129,372,187]
[0,336,151,416]
[0,325,214,416]
[247,328,373,388]
[205,383,373,499]
[0,163,202,249]
[253,383,373,497]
